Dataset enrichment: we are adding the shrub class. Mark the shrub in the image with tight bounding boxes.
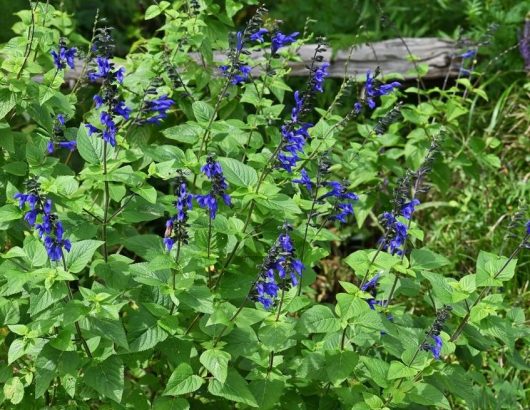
[0,1,528,408]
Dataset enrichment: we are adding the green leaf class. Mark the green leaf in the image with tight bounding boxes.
[66,240,104,273]
[411,248,451,270]
[325,350,358,384]
[164,363,204,396]
[29,283,68,316]
[218,157,258,187]
[3,376,24,405]
[178,286,214,314]
[387,361,417,380]
[132,185,157,204]
[152,397,190,410]
[0,204,22,223]
[34,344,61,399]
[0,89,16,121]
[299,305,340,333]
[88,317,129,349]
[476,251,517,286]
[162,123,202,144]
[145,4,162,20]
[77,126,113,164]
[129,324,168,352]
[192,101,214,124]
[208,369,258,407]
[248,379,284,410]
[408,383,449,408]
[200,349,231,383]
[84,356,124,403]
[8,339,26,365]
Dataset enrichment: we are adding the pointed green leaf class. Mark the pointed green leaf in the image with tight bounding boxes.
[200,349,231,383]
[84,356,124,403]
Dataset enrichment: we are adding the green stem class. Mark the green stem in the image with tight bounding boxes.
[60,252,92,358]
[17,1,38,79]
[170,240,182,315]
[102,142,110,263]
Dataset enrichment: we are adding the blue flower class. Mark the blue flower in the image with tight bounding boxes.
[312,63,329,93]
[293,169,313,191]
[93,95,104,108]
[164,175,193,251]
[88,57,112,81]
[401,199,420,220]
[57,114,65,126]
[51,45,77,70]
[250,28,268,43]
[460,49,476,59]
[235,31,244,52]
[277,123,312,172]
[195,156,231,219]
[318,181,359,223]
[114,100,131,120]
[363,70,401,110]
[14,185,72,262]
[85,123,100,136]
[271,31,299,54]
[431,335,443,359]
[255,227,303,309]
[100,112,117,146]
[526,220,530,235]
[88,57,125,84]
[380,212,409,255]
[291,90,304,122]
[220,64,252,85]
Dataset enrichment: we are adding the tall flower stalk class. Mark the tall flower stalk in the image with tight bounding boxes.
[14,178,91,357]
[164,172,192,313]
[293,155,359,295]
[85,27,129,262]
[195,155,231,284]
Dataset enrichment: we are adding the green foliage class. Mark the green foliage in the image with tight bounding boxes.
[0,1,529,409]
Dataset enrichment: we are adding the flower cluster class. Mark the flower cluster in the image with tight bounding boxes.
[380,210,410,256]
[219,64,252,85]
[319,181,359,222]
[254,224,304,309]
[85,28,129,147]
[420,305,452,359]
[219,6,267,86]
[195,155,231,219]
[355,69,400,112]
[14,179,71,262]
[164,173,193,251]
[271,31,299,54]
[51,39,76,70]
[47,114,77,154]
[141,95,175,124]
[277,42,329,172]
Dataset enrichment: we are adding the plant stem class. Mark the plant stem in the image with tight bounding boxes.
[207,216,213,286]
[212,277,259,347]
[102,142,110,263]
[170,240,182,315]
[297,174,321,296]
[17,1,38,79]
[60,252,92,358]
[71,9,99,95]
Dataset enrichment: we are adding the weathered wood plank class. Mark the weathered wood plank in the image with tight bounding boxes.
[37,37,460,85]
[200,37,459,80]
